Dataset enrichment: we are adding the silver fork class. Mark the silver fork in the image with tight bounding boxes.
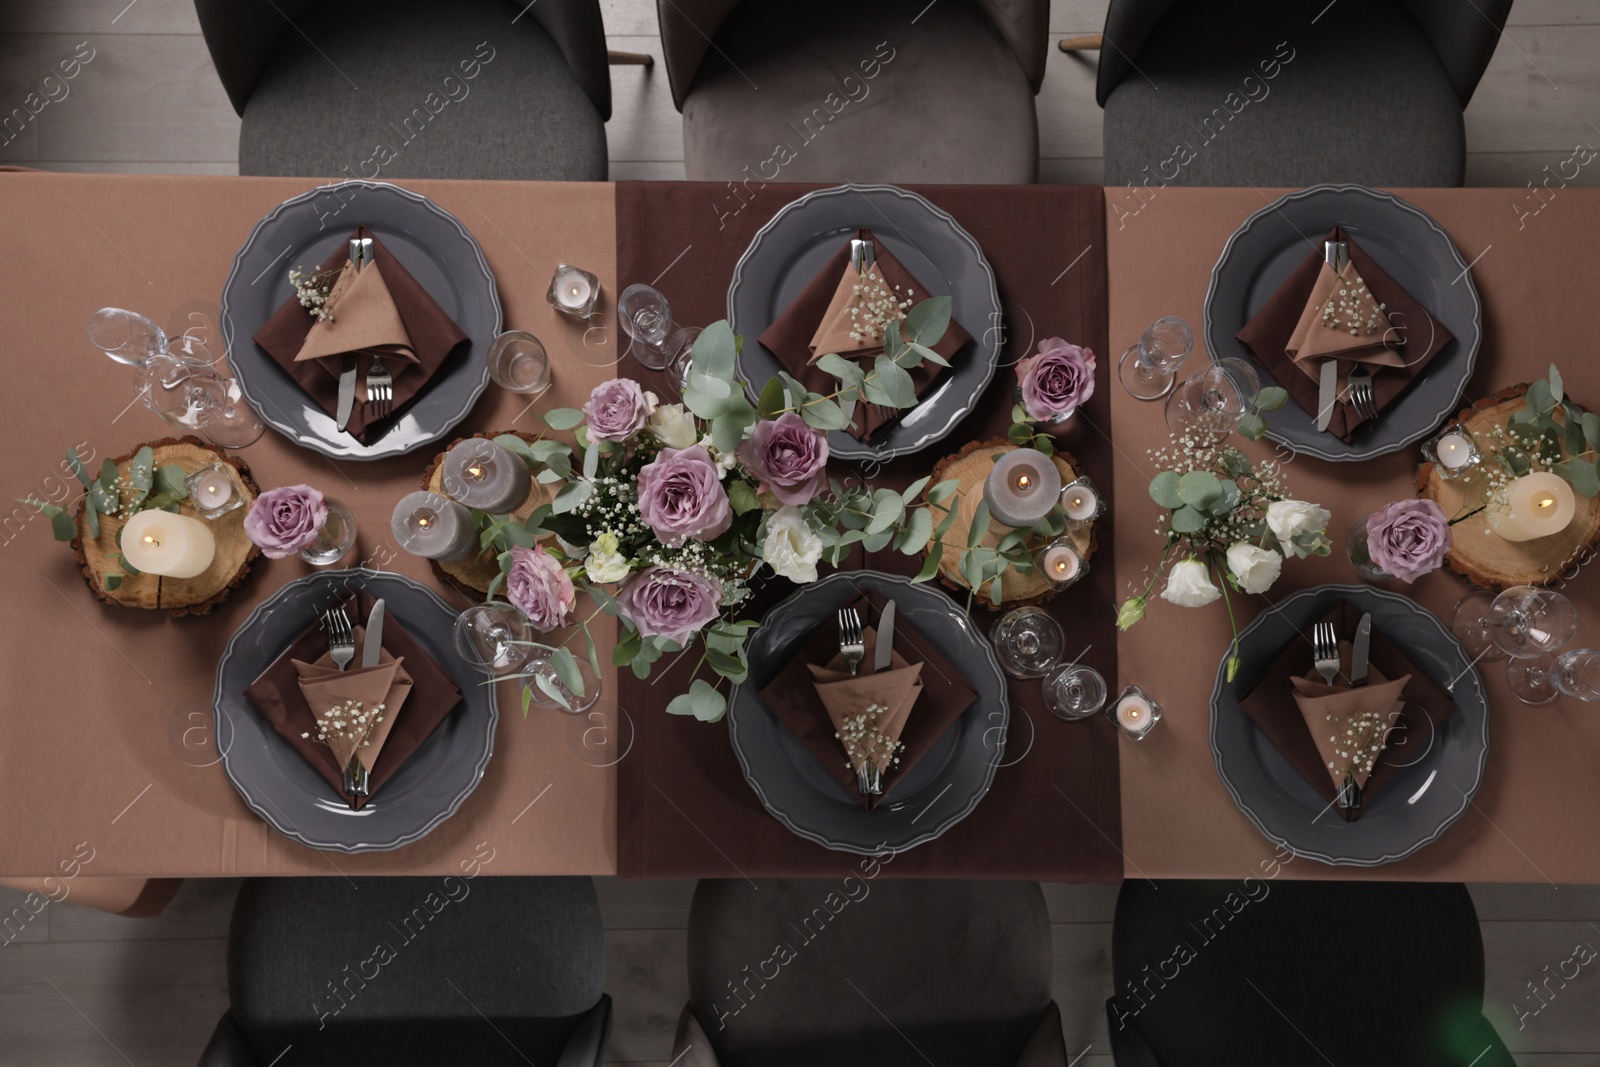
[365,354,393,420]
[325,607,356,671]
[1347,366,1378,423]
[1312,621,1340,686]
[837,607,865,677]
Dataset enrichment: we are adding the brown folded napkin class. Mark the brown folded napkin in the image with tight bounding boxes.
[1237,600,1457,821]
[293,259,420,368]
[1235,225,1454,442]
[757,227,973,443]
[1290,664,1408,793]
[807,648,924,785]
[1284,261,1407,398]
[244,588,463,809]
[251,226,469,444]
[293,650,414,776]
[759,588,977,809]
[807,261,899,361]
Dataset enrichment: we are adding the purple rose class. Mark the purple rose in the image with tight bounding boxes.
[243,484,328,558]
[738,413,828,506]
[637,446,733,547]
[619,565,722,646]
[1017,338,1096,422]
[1367,498,1452,583]
[582,378,652,442]
[506,544,576,632]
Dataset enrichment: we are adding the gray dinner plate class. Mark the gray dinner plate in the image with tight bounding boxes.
[1203,185,1482,462]
[212,569,497,853]
[220,180,500,460]
[727,184,1001,461]
[1211,584,1489,867]
[727,572,1008,855]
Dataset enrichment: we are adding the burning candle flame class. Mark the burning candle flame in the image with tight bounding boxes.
[1538,497,1555,510]
[1015,474,1032,491]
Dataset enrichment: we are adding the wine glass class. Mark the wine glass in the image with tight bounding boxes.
[1164,357,1259,437]
[1552,648,1600,701]
[617,283,695,378]
[87,307,167,365]
[1119,316,1194,400]
[1449,592,1508,664]
[453,603,534,675]
[1043,664,1107,721]
[989,606,1065,679]
[1488,586,1578,660]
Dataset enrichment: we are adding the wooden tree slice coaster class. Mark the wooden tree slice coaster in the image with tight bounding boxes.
[72,436,260,616]
[924,438,1098,608]
[1417,383,1600,591]
[420,430,555,601]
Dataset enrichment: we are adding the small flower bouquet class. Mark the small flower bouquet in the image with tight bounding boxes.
[1117,430,1331,680]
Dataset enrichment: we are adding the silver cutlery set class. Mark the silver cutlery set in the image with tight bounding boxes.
[1311,611,1373,811]
[322,597,386,796]
[1315,239,1379,432]
[334,237,394,432]
[836,599,897,795]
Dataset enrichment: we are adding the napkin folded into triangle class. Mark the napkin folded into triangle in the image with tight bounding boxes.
[293,649,414,775]
[1285,261,1406,396]
[1290,667,1409,792]
[807,261,901,362]
[807,644,924,782]
[294,259,421,373]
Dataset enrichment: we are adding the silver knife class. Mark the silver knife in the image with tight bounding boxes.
[1350,612,1372,687]
[1315,358,1338,433]
[873,599,896,673]
[362,599,386,668]
[335,356,358,431]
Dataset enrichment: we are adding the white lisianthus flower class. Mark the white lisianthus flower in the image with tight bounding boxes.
[1225,542,1282,594]
[1161,557,1222,608]
[1266,499,1331,545]
[644,390,660,414]
[647,403,698,450]
[698,434,739,475]
[760,506,824,584]
[583,531,630,584]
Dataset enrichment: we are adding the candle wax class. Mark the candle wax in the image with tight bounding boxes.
[1436,434,1472,470]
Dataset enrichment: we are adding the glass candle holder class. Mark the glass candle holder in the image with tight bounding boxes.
[300,497,357,567]
[1108,684,1162,740]
[184,462,245,520]
[547,264,601,320]
[1421,425,1481,480]
[1345,513,1394,582]
[1059,476,1105,524]
[1034,537,1088,590]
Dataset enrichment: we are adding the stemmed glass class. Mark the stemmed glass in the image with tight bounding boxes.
[1164,357,1259,437]
[520,643,602,714]
[1505,649,1600,705]
[1449,592,1508,665]
[1042,663,1108,721]
[990,607,1065,679]
[1119,316,1194,400]
[617,284,698,386]
[1488,586,1578,659]
[453,603,534,675]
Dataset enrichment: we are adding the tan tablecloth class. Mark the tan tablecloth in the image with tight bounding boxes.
[1109,187,1600,883]
[0,173,618,877]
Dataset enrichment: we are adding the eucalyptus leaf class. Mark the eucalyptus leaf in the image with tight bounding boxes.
[1177,470,1222,510]
[896,507,934,554]
[1550,364,1564,403]
[552,647,585,698]
[907,342,949,368]
[1255,386,1289,412]
[756,376,788,417]
[1171,505,1206,534]
[156,464,189,498]
[543,408,584,431]
[798,396,848,433]
[900,476,931,505]
[664,679,725,723]
[913,549,943,582]
[1007,422,1034,445]
[866,489,905,535]
[988,574,1004,606]
[707,649,748,683]
[691,320,738,381]
[1584,412,1600,450]
[535,672,573,711]
[582,443,600,480]
[1237,413,1267,441]
[968,498,991,547]
[904,295,952,348]
[864,355,917,409]
[1149,471,1184,509]
[728,480,760,515]
[1218,448,1252,479]
[861,528,894,553]
[85,504,99,539]
[1526,379,1554,417]
[1565,457,1600,498]
[1565,404,1586,457]
[103,572,122,591]
[816,352,866,389]
[551,479,593,515]
[118,553,139,576]
[66,448,90,489]
[99,459,119,489]
[927,479,961,506]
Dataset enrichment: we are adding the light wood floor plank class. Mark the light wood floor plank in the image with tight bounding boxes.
[604,34,681,165]
[0,0,201,34]
[1466,25,1600,153]
[1053,923,1114,1053]
[0,885,51,945]
[604,927,688,1064]
[48,878,238,942]
[1481,921,1600,1054]
[1472,883,1600,921]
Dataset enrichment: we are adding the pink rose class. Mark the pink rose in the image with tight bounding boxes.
[738,412,828,506]
[619,566,722,646]
[582,378,652,442]
[636,446,732,547]
[1367,499,1452,583]
[1017,338,1096,422]
[243,484,328,558]
[505,544,576,632]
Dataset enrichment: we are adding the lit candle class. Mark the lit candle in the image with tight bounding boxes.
[984,448,1062,528]
[1060,477,1103,522]
[1036,538,1087,588]
[183,463,243,519]
[1435,433,1474,470]
[120,509,215,578]
[390,491,476,561]
[547,264,600,319]
[1489,472,1577,542]
[1108,685,1162,741]
[441,439,532,513]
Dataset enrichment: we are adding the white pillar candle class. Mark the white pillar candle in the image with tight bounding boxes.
[1061,479,1102,522]
[983,448,1062,528]
[441,439,532,513]
[121,509,215,578]
[390,491,477,561]
[1489,472,1577,542]
[1434,432,1474,470]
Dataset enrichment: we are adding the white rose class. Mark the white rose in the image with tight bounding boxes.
[585,549,630,584]
[1225,542,1282,595]
[760,506,823,583]
[1160,558,1221,608]
[699,433,739,474]
[647,403,698,450]
[1266,499,1331,545]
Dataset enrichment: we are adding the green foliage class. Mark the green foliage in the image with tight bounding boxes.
[666,678,726,722]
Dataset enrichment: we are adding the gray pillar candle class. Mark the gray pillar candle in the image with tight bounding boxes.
[441,438,532,513]
[983,448,1061,528]
[391,491,476,561]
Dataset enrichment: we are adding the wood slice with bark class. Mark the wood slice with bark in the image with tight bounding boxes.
[420,430,555,600]
[1417,384,1600,591]
[924,438,1097,608]
[72,437,260,616]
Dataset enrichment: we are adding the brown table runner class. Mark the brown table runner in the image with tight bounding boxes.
[615,182,1120,880]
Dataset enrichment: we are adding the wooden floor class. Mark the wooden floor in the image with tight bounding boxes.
[3,0,1599,1063]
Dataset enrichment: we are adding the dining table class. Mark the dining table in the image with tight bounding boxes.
[1,170,1597,887]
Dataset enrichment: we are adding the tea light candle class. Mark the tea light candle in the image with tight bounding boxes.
[390,491,476,561]
[1036,539,1087,589]
[120,509,215,578]
[984,448,1062,528]
[1108,685,1162,741]
[183,463,244,519]
[1434,432,1475,471]
[1060,477,1104,522]
[547,264,600,319]
[441,439,532,513]
[1489,471,1577,542]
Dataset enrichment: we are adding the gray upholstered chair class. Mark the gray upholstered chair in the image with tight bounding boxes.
[1097,0,1513,188]
[658,0,1050,184]
[197,876,610,1067]
[672,878,1071,1067]
[1106,880,1514,1067]
[194,0,611,180]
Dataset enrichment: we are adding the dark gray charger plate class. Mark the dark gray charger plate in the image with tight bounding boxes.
[1211,584,1489,867]
[1203,184,1481,462]
[220,180,500,460]
[727,184,1001,461]
[727,571,1008,855]
[212,569,497,853]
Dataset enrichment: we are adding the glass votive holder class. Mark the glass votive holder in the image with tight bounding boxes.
[1059,476,1106,524]
[989,606,1065,679]
[1034,537,1088,590]
[486,330,552,396]
[1421,425,1480,480]
[184,462,244,520]
[547,264,600,320]
[1108,684,1162,741]
[1043,664,1107,721]
[300,497,357,567]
